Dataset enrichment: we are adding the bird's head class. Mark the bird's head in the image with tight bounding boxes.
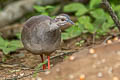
[54,14,74,27]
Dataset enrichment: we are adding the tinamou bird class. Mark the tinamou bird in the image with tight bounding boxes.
[21,14,74,70]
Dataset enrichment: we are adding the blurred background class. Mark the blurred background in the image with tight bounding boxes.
[0,0,120,60]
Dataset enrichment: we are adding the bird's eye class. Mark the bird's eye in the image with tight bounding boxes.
[61,18,65,21]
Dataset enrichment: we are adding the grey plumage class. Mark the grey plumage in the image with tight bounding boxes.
[21,15,61,55]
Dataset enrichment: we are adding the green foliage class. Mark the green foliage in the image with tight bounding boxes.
[89,0,101,9]
[64,3,88,16]
[75,40,85,46]
[64,3,85,12]
[33,5,55,16]
[0,8,1,11]
[62,25,82,40]
[0,35,23,55]
[90,9,105,19]
[112,4,120,19]
[110,0,120,5]
[62,0,119,40]
[78,16,95,33]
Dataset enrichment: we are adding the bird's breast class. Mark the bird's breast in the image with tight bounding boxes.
[24,26,61,54]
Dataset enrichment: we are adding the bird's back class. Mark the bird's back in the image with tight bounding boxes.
[24,15,51,28]
[21,15,61,55]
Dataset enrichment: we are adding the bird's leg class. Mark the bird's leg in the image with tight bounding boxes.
[47,56,50,69]
[40,54,46,70]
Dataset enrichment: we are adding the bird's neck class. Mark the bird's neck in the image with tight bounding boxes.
[49,22,60,31]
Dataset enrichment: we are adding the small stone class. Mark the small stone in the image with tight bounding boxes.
[116,51,120,55]
[113,77,119,80]
[80,74,85,80]
[107,40,112,44]
[89,48,95,54]
[69,74,74,79]
[101,59,106,63]
[56,68,60,72]
[13,74,16,77]
[69,56,75,61]
[97,72,103,78]
[113,37,119,41]
[36,77,42,80]
[20,73,24,76]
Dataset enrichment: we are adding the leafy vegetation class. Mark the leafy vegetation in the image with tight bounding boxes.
[34,5,55,16]
[0,33,22,60]
[62,0,120,40]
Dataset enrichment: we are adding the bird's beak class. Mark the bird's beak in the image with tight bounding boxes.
[67,19,74,25]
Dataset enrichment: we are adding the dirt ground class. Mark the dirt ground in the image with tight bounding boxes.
[0,37,120,80]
